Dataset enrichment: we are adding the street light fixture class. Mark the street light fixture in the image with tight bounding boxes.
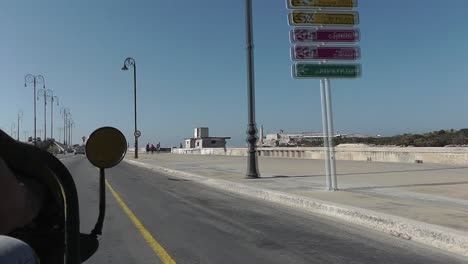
[37,88,52,140]
[121,57,139,159]
[25,74,45,146]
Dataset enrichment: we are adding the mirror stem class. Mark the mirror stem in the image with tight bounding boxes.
[91,168,106,236]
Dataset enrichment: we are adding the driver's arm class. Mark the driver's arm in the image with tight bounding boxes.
[0,158,45,235]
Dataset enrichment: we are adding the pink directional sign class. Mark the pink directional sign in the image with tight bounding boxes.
[293,46,360,60]
[292,29,360,43]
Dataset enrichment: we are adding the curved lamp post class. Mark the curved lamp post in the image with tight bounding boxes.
[61,107,70,145]
[23,130,28,142]
[58,127,63,143]
[245,0,260,178]
[25,74,45,146]
[121,57,138,159]
[65,117,72,146]
[70,121,74,146]
[37,88,53,140]
[17,110,23,141]
[49,94,59,140]
[10,123,15,138]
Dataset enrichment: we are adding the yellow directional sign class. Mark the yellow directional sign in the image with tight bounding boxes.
[288,0,357,9]
[289,11,359,26]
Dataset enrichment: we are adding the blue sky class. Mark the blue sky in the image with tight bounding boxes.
[1,0,468,147]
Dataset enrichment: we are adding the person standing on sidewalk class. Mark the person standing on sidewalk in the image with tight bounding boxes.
[145,143,150,154]
[151,144,155,154]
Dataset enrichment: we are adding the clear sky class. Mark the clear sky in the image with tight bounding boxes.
[1,0,468,147]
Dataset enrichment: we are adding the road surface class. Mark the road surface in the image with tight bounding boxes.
[61,155,467,264]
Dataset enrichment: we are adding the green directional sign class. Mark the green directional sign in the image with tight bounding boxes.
[293,63,361,78]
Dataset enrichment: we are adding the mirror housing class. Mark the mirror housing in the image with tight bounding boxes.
[85,127,127,169]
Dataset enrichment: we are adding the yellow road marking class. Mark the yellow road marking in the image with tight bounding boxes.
[105,179,176,264]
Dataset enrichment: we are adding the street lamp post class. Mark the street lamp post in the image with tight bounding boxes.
[49,94,59,140]
[121,57,138,159]
[58,127,62,143]
[65,117,71,146]
[70,121,74,146]
[38,88,52,140]
[245,0,260,178]
[10,123,15,138]
[17,111,23,141]
[25,74,45,146]
[61,108,70,145]
[66,118,70,146]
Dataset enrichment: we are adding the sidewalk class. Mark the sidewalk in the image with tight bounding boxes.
[124,152,468,257]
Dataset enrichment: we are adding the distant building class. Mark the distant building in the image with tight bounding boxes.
[260,130,345,147]
[184,127,231,149]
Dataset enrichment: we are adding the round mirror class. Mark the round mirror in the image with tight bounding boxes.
[85,127,127,169]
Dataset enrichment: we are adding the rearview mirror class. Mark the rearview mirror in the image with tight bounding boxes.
[85,127,127,169]
[85,126,127,237]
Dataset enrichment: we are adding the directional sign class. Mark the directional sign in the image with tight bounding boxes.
[291,28,360,43]
[293,46,360,60]
[134,130,141,138]
[293,63,361,78]
[289,12,359,26]
[287,0,357,9]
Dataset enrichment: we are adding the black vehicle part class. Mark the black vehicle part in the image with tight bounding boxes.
[0,129,82,264]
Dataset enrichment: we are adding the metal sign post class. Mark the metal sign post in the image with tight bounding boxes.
[324,78,337,189]
[320,79,331,190]
[287,0,361,191]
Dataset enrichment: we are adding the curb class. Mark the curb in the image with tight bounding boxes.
[124,159,468,257]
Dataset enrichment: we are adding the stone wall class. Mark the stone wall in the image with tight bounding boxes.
[171,146,468,165]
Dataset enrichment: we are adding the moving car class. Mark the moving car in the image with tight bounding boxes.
[74,146,85,155]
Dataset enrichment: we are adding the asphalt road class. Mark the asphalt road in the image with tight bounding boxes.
[61,155,467,264]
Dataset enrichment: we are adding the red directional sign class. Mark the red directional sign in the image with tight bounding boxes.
[287,0,357,9]
[291,28,360,43]
[292,46,360,60]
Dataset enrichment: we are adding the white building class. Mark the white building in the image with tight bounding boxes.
[184,127,231,149]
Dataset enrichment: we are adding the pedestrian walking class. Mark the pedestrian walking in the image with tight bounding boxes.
[146,143,150,154]
[151,143,155,154]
